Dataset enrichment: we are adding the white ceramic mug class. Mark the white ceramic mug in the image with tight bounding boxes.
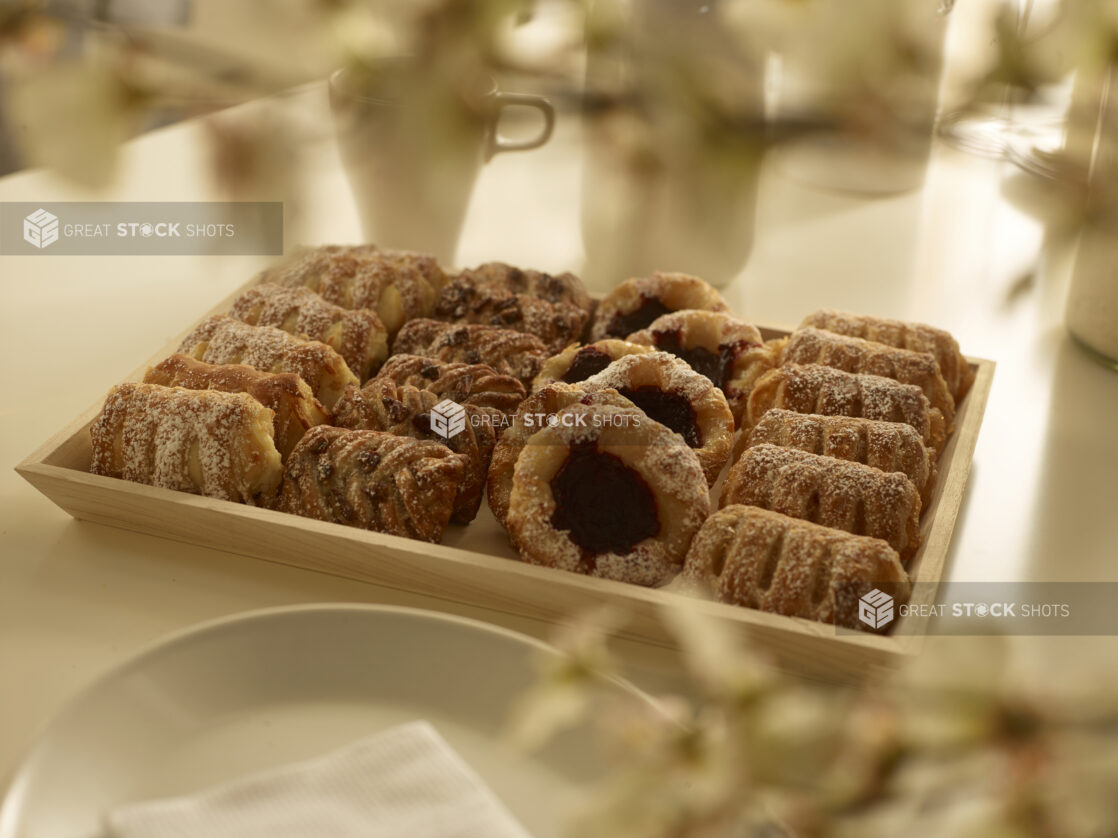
[330,61,555,264]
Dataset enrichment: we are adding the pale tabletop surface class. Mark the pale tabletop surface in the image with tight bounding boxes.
[3,74,1118,789]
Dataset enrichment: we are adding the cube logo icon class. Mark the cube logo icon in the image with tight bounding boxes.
[858,588,894,630]
[429,399,466,439]
[23,208,59,249]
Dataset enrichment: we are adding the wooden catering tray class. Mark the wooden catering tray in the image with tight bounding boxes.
[16,279,994,682]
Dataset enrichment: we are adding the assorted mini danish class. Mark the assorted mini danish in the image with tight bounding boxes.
[486,383,636,529]
[86,244,980,631]
[333,378,500,524]
[626,309,777,424]
[777,327,956,429]
[720,443,922,564]
[392,319,549,387]
[580,351,735,485]
[90,382,282,503]
[800,308,974,401]
[505,402,710,587]
[532,340,654,392]
[737,409,936,506]
[272,425,465,542]
[682,506,911,630]
[144,354,329,460]
[258,244,445,335]
[434,262,592,354]
[230,283,388,381]
[589,272,729,340]
[747,363,947,455]
[177,315,358,410]
[375,354,526,416]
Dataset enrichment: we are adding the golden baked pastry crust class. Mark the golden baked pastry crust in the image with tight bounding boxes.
[800,308,974,401]
[626,310,775,425]
[506,402,710,587]
[532,340,654,392]
[580,351,735,485]
[391,319,549,387]
[257,244,445,335]
[230,283,388,381]
[486,383,636,529]
[144,354,329,460]
[333,379,499,524]
[779,327,956,429]
[682,505,911,629]
[434,262,592,354]
[90,382,282,503]
[178,315,359,410]
[747,364,947,456]
[272,425,465,542]
[737,409,937,507]
[589,272,729,340]
[720,443,922,564]
[375,354,526,415]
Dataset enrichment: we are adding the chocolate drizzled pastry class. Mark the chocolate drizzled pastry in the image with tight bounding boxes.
[435,262,592,354]
[375,354,525,416]
[333,379,499,523]
[391,319,548,388]
[272,425,465,542]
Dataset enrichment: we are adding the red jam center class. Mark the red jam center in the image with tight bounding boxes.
[618,385,702,448]
[550,442,659,559]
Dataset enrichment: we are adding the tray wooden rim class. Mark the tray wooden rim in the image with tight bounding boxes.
[15,279,995,682]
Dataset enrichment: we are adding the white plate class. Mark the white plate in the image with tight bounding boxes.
[0,604,639,838]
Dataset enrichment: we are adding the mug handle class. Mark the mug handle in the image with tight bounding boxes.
[486,93,555,160]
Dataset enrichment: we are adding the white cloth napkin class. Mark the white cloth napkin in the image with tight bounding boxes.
[105,721,533,838]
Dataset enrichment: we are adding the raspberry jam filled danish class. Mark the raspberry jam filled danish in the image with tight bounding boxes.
[580,351,734,485]
[506,403,710,586]
[532,340,653,392]
[626,309,777,425]
[589,272,728,340]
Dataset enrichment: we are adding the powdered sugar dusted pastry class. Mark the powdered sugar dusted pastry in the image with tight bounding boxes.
[589,272,729,340]
[257,244,446,335]
[391,319,548,387]
[779,327,955,429]
[626,310,777,425]
[747,364,947,456]
[720,443,922,564]
[532,340,654,392]
[737,409,936,506]
[333,379,499,523]
[682,506,911,630]
[435,262,592,353]
[506,402,710,586]
[90,382,282,503]
[487,383,636,529]
[178,316,358,410]
[800,308,974,401]
[230,283,388,381]
[580,351,734,485]
[272,425,465,542]
[144,354,329,459]
[375,354,525,415]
